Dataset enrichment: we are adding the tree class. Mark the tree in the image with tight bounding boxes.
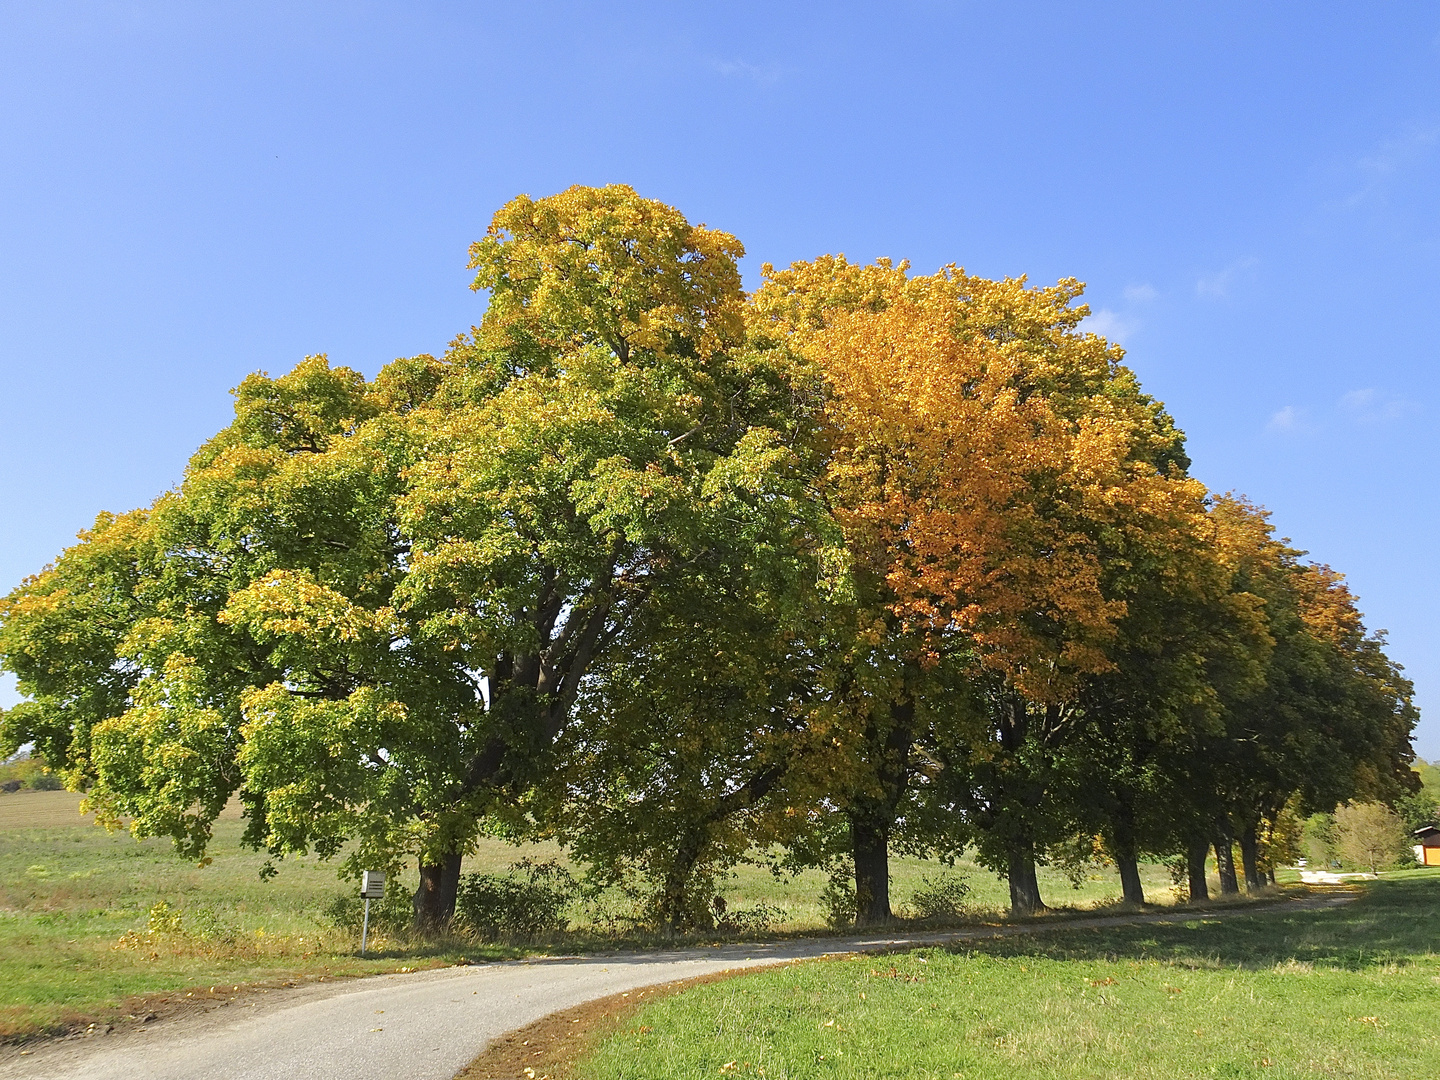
[1395,787,1438,833]
[1196,499,1419,892]
[2,185,1424,937]
[1069,506,1267,906]
[752,258,1196,920]
[1333,801,1410,873]
[541,523,820,934]
[0,186,807,931]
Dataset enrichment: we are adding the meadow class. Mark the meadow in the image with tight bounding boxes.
[0,788,1182,1039]
[577,872,1440,1080]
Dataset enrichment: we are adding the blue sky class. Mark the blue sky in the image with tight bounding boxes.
[2,2,1438,755]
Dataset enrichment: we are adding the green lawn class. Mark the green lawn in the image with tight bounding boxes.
[579,871,1440,1080]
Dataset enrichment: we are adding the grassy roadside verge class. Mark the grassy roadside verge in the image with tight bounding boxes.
[0,788,1278,1044]
[576,872,1440,1080]
[0,795,520,1040]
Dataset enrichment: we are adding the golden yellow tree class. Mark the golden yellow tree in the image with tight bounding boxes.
[753,257,1198,919]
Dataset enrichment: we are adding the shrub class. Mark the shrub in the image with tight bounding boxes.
[1165,856,1190,903]
[322,885,413,936]
[28,771,63,791]
[908,872,971,920]
[715,902,787,935]
[820,872,856,929]
[1302,813,1339,866]
[455,858,577,940]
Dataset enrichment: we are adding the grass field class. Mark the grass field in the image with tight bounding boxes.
[578,872,1440,1079]
[0,788,1223,1041]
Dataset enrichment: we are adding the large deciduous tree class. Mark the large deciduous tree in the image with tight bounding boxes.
[0,185,1421,937]
[750,257,1196,921]
[1,185,809,929]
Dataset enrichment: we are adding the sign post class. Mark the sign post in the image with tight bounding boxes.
[360,871,385,956]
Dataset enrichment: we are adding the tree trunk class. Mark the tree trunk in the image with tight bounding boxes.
[1108,803,1145,905]
[1186,837,1211,903]
[846,686,915,929]
[1237,823,1264,891]
[851,815,892,926]
[1007,836,1046,917]
[1214,836,1239,895]
[1116,850,1145,906]
[413,852,463,932]
[659,831,706,937]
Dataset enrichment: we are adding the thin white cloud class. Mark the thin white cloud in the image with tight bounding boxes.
[1267,405,1302,433]
[1347,125,1440,207]
[1340,388,1421,423]
[1196,257,1258,299]
[1122,283,1158,303]
[1084,308,1137,344]
[709,58,783,85]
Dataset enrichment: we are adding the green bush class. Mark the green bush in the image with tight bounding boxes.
[908,872,971,920]
[455,858,577,940]
[28,771,64,791]
[322,885,414,936]
[820,871,856,929]
[715,902,787,935]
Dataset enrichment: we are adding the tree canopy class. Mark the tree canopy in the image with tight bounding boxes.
[0,184,1419,929]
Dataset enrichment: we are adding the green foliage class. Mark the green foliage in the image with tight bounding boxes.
[322,885,416,937]
[906,872,972,920]
[820,870,857,929]
[454,858,578,940]
[1414,757,1440,796]
[1334,801,1411,873]
[0,183,1421,936]
[1302,812,1339,866]
[0,751,63,791]
[1395,786,1439,832]
[714,902,788,936]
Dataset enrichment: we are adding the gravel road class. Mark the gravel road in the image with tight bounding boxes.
[3,896,1349,1080]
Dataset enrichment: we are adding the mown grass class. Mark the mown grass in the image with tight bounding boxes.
[0,788,1190,1041]
[579,872,1440,1079]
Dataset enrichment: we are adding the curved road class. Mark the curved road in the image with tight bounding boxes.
[5,896,1348,1080]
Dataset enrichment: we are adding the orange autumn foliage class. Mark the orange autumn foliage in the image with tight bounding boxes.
[758,259,1208,702]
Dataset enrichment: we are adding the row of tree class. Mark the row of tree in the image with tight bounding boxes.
[0,186,1419,931]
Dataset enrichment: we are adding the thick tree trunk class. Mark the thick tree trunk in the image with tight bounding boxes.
[1007,837,1046,917]
[845,685,915,929]
[659,831,706,937]
[1108,803,1145,905]
[1116,851,1145,906]
[1237,823,1264,891]
[851,815,892,926]
[413,852,463,932]
[1186,837,1211,903]
[1214,836,1239,895]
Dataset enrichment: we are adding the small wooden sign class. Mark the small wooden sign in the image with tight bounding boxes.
[361,870,386,899]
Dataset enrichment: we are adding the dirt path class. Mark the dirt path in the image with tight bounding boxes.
[1,893,1352,1080]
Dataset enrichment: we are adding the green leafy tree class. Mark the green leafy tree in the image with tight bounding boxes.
[0,186,806,930]
[1334,800,1410,873]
